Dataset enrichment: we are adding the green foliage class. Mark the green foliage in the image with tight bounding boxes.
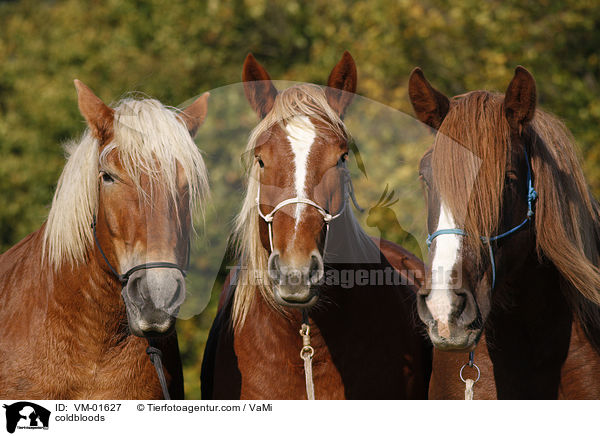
[1,0,599,398]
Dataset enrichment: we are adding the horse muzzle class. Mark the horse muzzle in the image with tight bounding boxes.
[121,268,186,337]
[417,286,482,351]
[269,250,323,308]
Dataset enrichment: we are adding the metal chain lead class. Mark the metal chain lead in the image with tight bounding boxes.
[299,322,315,400]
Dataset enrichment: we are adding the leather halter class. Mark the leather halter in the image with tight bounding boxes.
[91,215,188,285]
[425,147,538,289]
[90,214,190,400]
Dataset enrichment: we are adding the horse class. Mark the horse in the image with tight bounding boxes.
[201,52,431,399]
[409,66,600,398]
[0,81,210,399]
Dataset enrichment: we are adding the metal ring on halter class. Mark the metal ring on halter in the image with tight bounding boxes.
[300,323,310,336]
[300,345,315,359]
[459,362,481,383]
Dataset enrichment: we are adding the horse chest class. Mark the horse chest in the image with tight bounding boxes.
[233,324,345,400]
[71,345,163,400]
[558,320,600,399]
[2,334,162,399]
[429,332,497,400]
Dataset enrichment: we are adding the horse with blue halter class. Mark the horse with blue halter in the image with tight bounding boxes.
[201,52,431,399]
[410,66,600,398]
[0,81,209,399]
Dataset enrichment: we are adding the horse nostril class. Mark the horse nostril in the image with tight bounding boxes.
[126,275,148,305]
[268,252,281,282]
[453,292,467,321]
[166,278,185,309]
[416,292,434,324]
[308,253,324,284]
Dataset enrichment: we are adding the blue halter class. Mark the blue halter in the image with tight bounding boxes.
[425,148,538,289]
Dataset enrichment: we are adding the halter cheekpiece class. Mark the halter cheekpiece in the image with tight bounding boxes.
[91,215,188,285]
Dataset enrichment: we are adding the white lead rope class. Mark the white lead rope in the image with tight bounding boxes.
[464,379,475,400]
[299,323,315,400]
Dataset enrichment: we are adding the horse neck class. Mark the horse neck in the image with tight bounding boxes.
[484,250,572,398]
[54,246,127,344]
[2,223,127,347]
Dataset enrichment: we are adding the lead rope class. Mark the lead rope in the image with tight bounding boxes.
[146,339,171,400]
[299,310,315,400]
[460,351,480,400]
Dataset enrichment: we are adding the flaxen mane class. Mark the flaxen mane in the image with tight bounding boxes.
[431,90,600,310]
[43,97,209,268]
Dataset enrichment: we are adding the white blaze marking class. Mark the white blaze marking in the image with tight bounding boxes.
[285,116,316,224]
[427,202,461,336]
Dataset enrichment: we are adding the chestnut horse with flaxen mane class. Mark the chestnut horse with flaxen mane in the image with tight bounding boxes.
[409,66,600,399]
[0,82,209,399]
[201,52,431,399]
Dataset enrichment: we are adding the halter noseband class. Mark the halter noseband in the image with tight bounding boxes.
[425,148,538,289]
[256,162,360,254]
[257,187,345,253]
[91,215,188,285]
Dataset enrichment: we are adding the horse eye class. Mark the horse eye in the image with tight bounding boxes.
[256,156,264,168]
[340,152,348,163]
[506,170,519,182]
[100,172,114,184]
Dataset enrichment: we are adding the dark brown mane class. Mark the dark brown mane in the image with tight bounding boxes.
[432,88,600,334]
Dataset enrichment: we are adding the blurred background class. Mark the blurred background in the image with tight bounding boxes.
[1,0,599,398]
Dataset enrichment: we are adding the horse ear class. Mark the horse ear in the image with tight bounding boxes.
[504,66,536,133]
[326,51,357,118]
[74,80,114,141]
[408,68,450,130]
[242,53,278,118]
[180,92,209,137]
